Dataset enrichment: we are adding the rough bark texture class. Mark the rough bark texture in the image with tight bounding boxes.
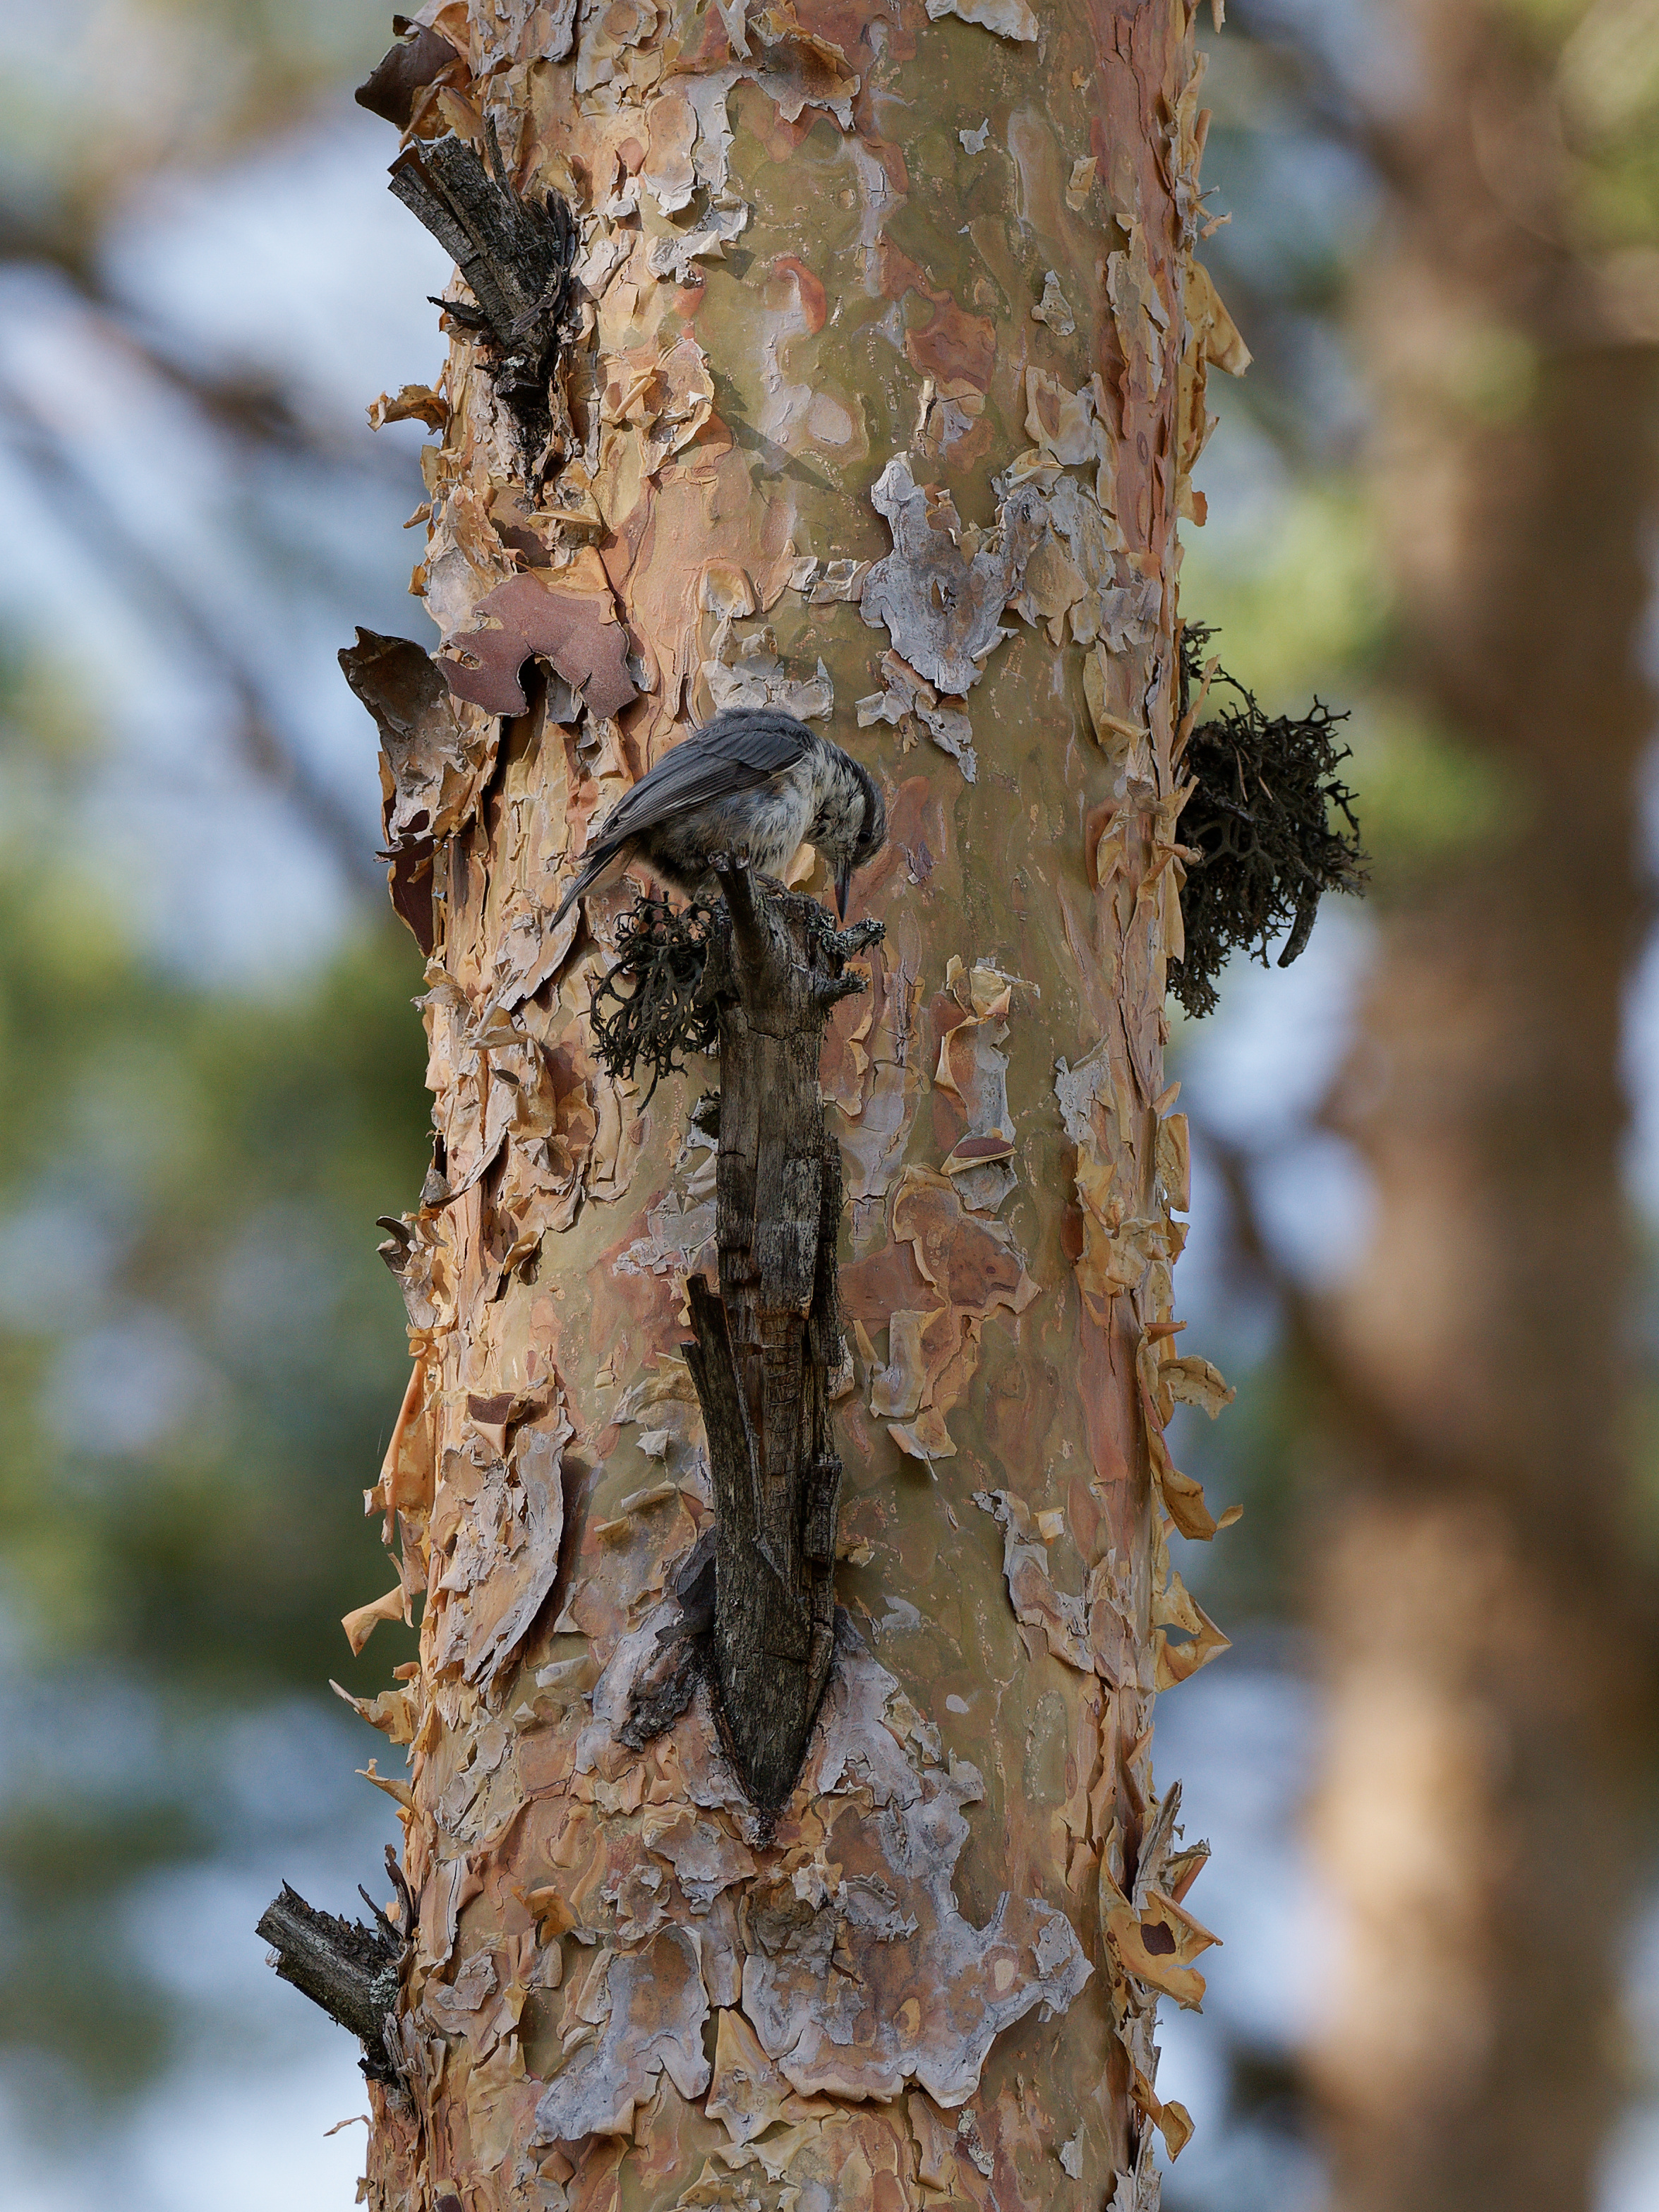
[258,1880,407,2081]
[390,128,577,439]
[339,5,1245,2208]
[683,872,879,1810]
[1306,8,1657,2208]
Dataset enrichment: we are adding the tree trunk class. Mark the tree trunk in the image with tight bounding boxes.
[1305,8,1656,2207]
[340,6,1243,2207]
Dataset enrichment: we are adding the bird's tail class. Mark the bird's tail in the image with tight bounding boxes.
[550,850,607,930]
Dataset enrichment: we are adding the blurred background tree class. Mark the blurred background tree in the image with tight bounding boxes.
[1296,8,1658,2208]
[1169,5,1659,2211]
[1,3,1657,2208]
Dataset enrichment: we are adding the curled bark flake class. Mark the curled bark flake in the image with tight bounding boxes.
[1099,1782,1221,2017]
[842,1167,1037,1462]
[932,956,1019,1209]
[339,627,492,954]
[575,0,660,99]
[342,1580,411,1658]
[925,0,1039,39]
[1022,368,1099,467]
[438,567,639,721]
[706,2006,816,2144]
[973,1489,1093,1673]
[476,1029,602,1257]
[860,458,1046,703]
[644,1803,756,1909]
[1152,1558,1231,1690]
[428,1405,574,1693]
[355,23,464,129]
[1106,218,1174,402]
[1185,258,1252,378]
[857,650,977,783]
[704,632,834,725]
[749,17,860,127]
[1032,270,1076,337]
[368,383,450,430]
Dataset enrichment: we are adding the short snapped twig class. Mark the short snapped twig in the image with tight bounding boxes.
[256,1846,414,2087]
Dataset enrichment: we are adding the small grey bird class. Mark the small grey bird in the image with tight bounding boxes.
[552,708,885,926]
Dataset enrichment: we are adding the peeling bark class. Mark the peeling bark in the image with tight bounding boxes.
[334,5,1243,2207]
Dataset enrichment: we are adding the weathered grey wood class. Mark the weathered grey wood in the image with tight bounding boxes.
[618,1530,715,1750]
[387,129,574,428]
[682,865,882,1809]
[256,1866,409,2085]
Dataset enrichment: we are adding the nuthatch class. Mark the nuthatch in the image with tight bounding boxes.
[551,708,886,925]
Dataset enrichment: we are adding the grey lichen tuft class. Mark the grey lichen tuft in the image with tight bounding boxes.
[1170,625,1365,1020]
[587,895,719,1098]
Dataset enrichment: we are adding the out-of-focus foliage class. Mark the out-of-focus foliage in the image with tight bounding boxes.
[0,1,387,269]
[0,661,428,1677]
[0,651,427,2093]
[1550,0,1659,246]
[0,0,443,2138]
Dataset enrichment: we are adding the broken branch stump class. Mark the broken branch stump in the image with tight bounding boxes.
[256,1849,411,2086]
[682,865,882,1810]
[387,128,574,437]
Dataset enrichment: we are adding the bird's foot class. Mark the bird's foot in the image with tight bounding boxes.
[815,969,871,1007]
[825,917,885,961]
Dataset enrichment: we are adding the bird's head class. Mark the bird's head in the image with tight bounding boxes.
[812,744,887,919]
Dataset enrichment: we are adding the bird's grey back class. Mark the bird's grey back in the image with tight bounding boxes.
[585,709,814,862]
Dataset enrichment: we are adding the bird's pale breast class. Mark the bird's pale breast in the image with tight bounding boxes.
[646,759,816,889]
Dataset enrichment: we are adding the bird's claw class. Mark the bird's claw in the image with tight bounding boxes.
[826,918,885,961]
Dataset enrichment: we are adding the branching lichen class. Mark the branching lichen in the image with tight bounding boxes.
[1170,625,1365,1019]
[588,895,718,1095]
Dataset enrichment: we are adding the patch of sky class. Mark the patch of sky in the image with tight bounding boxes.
[45,1304,226,1458]
[0,110,453,990]
[1152,1649,1333,2212]
[1174,903,1375,1289]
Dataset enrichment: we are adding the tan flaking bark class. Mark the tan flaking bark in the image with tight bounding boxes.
[346,6,1242,2206]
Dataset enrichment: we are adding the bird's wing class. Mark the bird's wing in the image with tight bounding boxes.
[585,711,811,856]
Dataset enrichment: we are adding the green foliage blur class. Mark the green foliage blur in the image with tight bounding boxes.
[0,0,441,2128]
[0,652,428,2092]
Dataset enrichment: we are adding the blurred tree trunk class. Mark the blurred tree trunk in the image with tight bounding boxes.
[1306,7,1657,2208]
[341,6,1244,2211]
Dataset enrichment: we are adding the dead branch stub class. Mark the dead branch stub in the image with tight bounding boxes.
[625,865,881,1809]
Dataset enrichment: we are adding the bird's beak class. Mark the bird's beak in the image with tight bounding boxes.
[835,859,852,921]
